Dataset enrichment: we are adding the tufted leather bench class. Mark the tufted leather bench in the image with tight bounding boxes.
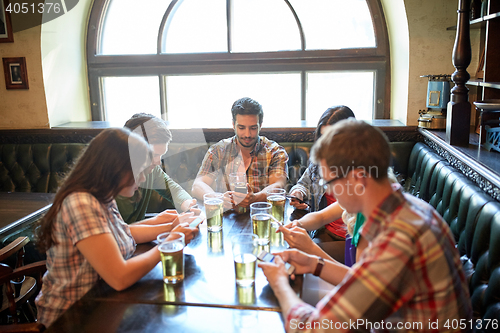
[0,143,86,193]
[405,143,500,326]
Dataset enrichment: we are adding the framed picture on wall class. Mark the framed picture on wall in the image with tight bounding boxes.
[0,0,14,42]
[3,57,29,89]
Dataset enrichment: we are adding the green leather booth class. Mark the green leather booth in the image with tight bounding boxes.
[1,141,414,196]
[405,143,500,325]
[0,143,86,193]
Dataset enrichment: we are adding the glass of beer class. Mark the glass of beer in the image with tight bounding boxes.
[231,233,258,287]
[267,188,286,248]
[204,192,224,232]
[266,188,286,223]
[157,232,185,284]
[250,202,272,245]
[228,172,248,214]
[208,230,224,254]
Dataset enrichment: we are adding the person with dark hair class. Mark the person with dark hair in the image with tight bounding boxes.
[260,120,472,332]
[116,113,198,224]
[35,128,198,326]
[284,106,355,259]
[192,97,288,208]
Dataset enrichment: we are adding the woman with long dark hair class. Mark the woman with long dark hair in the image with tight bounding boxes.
[284,106,355,260]
[35,128,198,326]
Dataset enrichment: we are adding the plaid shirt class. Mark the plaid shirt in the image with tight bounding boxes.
[287,188,472,332]
[36,192,136,327]
[196,136,288,193]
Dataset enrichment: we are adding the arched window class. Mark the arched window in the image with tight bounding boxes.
[87,0,389,128]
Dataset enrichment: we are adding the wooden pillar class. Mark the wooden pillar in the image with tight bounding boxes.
[446,0,472,146]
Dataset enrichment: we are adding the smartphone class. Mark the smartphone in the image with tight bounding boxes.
[257,250,295,275]
[234,182,248,194]
[189,217,203,228]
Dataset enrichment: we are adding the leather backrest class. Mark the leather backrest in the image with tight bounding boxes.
[405,142,445,200]
[48,144,87,192]
[428,161,452,208]
[407,142,500,323]
[389,141,415,179]
[283,142,311,192]
[0,144,51,192]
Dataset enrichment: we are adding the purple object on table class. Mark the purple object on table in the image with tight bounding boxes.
[344,236,356,267]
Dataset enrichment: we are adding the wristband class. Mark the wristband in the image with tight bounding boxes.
[313,257,324,277]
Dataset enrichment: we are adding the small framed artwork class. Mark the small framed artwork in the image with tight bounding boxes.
[0,0,14,43]
[3,57,29,89]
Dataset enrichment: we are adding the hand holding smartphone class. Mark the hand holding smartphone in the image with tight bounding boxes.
[189,216,203,228]
[286,195,310,207]
[257,250,295,274]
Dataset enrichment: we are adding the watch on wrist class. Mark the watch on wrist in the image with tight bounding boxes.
[313,257,324,277]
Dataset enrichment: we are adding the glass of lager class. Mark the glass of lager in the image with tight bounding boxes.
[266,188,286,223]
[231,233,258,287]
[228,172,248,214]
[208,230,224,254]
[250,202,272,245]
[204,192,224,232]
[267,188,287,248]
[157,232,185,284]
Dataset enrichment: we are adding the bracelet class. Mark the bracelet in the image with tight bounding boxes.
[313,257,324,277]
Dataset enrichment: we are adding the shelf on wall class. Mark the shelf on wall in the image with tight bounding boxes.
[420,128,500,190]
[466,80,500,89]
[446,12,500,30]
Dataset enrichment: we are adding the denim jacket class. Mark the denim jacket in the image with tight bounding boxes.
[289,162,326,212]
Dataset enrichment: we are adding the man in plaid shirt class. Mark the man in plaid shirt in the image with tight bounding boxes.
[192,97,288,209]
[260,119,472,332]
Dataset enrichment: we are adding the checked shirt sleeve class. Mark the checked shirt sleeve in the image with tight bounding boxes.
[285,232,415,332]
[268,144,288,178]
[196,146,221,181]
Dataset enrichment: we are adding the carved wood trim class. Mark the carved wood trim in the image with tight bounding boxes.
[0,127,422,144]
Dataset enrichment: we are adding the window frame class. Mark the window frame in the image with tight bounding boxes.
[87,0,390,123]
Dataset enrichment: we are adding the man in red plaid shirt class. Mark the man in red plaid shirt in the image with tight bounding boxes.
[260,119,472,332]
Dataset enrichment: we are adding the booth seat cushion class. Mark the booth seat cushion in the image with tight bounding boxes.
[0,140,418,195]
[404,143,500,325]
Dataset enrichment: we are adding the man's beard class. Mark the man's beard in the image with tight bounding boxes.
[237,136,257,148]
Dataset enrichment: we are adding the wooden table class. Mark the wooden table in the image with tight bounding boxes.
[0,192,55,238]
[45,300,285,333]
[46,204,307,332]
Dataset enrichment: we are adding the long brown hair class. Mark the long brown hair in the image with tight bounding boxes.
[36,128,151,252]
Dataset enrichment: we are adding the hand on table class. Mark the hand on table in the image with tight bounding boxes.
[154,209,179,224]
[171,222,199,244]
[181,199,201,215]
[258,255,290,290]
[275,249,317,277]
[173,212,197,227]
